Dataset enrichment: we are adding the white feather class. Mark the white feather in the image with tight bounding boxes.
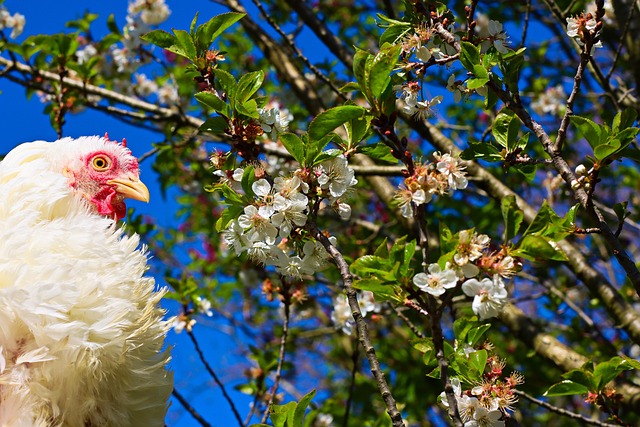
[0,137,173,426]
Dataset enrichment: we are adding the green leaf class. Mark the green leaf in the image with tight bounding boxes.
[352,279,403,302]
[379,22,412,45]
[570,115,607,150]
[270,402,296,427]
[544,380,590,397]
[215,204,244,232]
[401,239,416,277]
[236,70,264,103]
[411,337,434,354]
[594,139,621,161]
[612,108,637,133]
[308,105,367,141]
[241,165,256,199]
[200,116,229,134]
[292,390,316,427]
[374,238,389,258]
[99,14,118,35]
[279,133,305,165]
[172,29,197,61]
[461,140,503,162]
[353,48,373,101]
[466,324,492,346]
[236,99,259,119]
[523,201,576,241]
[195,91,229,115]
[350,255,390,276]
[593,357,633,391]
[513,235,568,261]
[501,195,524,242]
[368,43,402,99]
[467,64,489,88]
[306,133,336,166]
[561,368,595,389]
[459,41,480,72]
[344,114,372,148]
[358,142,398,164]
[492,110,515,148]
[613,201,629,224]
[511,163,537,182]
[468,349,488,375]
[200,12,245,46]
[212,68,237,98]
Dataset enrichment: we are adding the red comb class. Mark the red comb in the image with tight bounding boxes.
[103,132,127,147]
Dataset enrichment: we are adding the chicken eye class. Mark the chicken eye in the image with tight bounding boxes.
[91,156,111,171]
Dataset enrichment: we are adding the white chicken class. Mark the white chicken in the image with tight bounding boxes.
[0,136,173,426]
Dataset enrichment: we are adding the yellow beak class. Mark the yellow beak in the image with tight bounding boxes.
[107,177,151,203]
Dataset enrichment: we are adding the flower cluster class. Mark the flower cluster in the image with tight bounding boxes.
[0,5,25,39]
[217,155,357,278]
[399,24,458,64]
[132,73,181,105]
[109,1,171,74]
[461,275,508,320]
[331,291,380,335]
[531,84,567,116]
[412,228,516,319]
[440,362,524,427]
[393,82,443,120]
[475,15,510,54]
[395,152,468,218]
[128,0,171,26]
[258,105,292,140]
[566,12,603,52]
[413,263,458,296]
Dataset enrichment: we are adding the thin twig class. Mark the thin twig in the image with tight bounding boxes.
[312,229,405,427]
[342,345,359,427]
[187,329,244,427]
[605,0,637,82]
[261,293,292,424]
[521,0,532,48]
[514,390,620,427]
[250,0,346,101]
[172,388,214,427]
[390,304,425,338]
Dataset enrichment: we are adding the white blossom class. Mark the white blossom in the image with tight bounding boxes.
[455,230,490,267]
[0,7,25,39]
[531,84,566,116]
[157,81,180,105]
[173,316,196,334]
[476,15,510,54]
[224,220,251,255]
[252,179,277,219]
[331,294,353,335]
[133,73,159,98]
[435,152,468,190]
[271,194,308,237]
[413,264,458,296]
[247,241,280,265]
[237,205,278,245]
[274,253,313,278]
[128,0,171,25]
[317,155,357,198]
[301,238,334,271]
[76,44,98,65]
[258,107,292,138]
[461,275,508,320]
[465,406,505,427]
[195,296,213,317]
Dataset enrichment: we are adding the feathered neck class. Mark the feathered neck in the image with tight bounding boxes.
[0,140,92,221]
